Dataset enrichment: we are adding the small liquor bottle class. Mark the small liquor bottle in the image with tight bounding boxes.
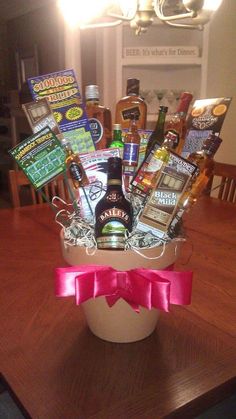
[85,85,112,149]
[145,106,168,158]
[183,134,222,208]
[115,78,147,130]
[131,131,172,197]
[61,139,89,188]
[95,157,132,250]
[109,124,124,149]
[165,92,193,154]
[122,115,141,168]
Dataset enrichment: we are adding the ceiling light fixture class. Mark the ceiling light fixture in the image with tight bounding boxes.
[58,0,223,34]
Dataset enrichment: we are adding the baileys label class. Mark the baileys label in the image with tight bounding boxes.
[99,208,130,223]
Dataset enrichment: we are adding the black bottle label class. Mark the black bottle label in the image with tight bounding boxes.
[122,106,140,121]
[69,161,83,181]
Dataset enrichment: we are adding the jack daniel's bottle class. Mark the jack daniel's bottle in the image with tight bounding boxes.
[95,157,132,250]
[61,139,89,188]
[115,78,147,130]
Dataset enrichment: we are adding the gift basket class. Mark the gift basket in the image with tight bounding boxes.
[9,70,231,343]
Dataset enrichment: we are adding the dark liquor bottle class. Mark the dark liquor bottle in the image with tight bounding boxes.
[165,92,193,154]
[61,139,89,188]
[145,105,168,157]
[109,124,124,148]
[85,85,112,149]
[115,78,147,129]
[95,157,132,250]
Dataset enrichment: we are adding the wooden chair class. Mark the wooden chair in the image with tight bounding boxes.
[205,162,236,203]
[8,169,72,208]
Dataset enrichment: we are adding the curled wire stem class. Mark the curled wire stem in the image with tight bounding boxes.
[131,241,167,259]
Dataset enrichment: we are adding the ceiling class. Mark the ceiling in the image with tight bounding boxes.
[0,0,55,21]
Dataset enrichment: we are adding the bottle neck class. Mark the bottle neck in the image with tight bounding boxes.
[86,98,99,105]
[126,79,140,96]
[129,118,138,133]
[113,129,123,142]
[107,178,122,186]
[176,93,193,114]
[201,135,222,157]
[63,144,73,157]
[107,157,123,190]
[154,109,167,136]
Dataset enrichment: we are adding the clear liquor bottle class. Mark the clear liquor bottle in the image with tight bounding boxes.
[115,78,147,130]
[95,157,132,250]
[85,85,112,150]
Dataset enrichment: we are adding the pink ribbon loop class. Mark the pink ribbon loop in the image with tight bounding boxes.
[55,264,193,312]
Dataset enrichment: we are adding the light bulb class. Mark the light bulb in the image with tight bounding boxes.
[203,0,223,11]
[118,0,137,19]
[58,0,110,28]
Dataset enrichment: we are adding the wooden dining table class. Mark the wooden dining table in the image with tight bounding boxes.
[0,196,235,418]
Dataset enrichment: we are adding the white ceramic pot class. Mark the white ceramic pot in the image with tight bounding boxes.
[60,233,178,343]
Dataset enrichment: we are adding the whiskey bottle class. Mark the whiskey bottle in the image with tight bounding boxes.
[168,134,222,237]
[182,133,222,208]
[115,78,147,130]
[131,131,172,197]
[109,124,124,149]
[85,85,112,149]
[122,115,141,168]
[145,106,168,158]
[61,139,89,188]
[165,92,193,154]
[95,157,132,250]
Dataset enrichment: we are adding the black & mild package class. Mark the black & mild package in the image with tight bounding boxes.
[22,98,61,136]
[135,152,198,239]
[182,97,232,158]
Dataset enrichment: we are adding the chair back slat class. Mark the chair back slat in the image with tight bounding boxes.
[8,170,72,208]
[30,186,37,205]
[223,178,231,201]
[205,162,236,204]
[229,180,236,203]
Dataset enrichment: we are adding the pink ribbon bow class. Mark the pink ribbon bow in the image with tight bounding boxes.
[55,265,193,312]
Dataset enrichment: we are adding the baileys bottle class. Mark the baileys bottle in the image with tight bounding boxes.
[95,157,132,250]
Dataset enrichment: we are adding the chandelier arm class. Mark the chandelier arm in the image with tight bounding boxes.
[153,0,196,22]
[107,12,136,21]
[164,19,203,30]
[80,20,123,29]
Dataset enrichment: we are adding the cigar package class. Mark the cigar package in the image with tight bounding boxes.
[135,152,198,238]
[22,98,61,136]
